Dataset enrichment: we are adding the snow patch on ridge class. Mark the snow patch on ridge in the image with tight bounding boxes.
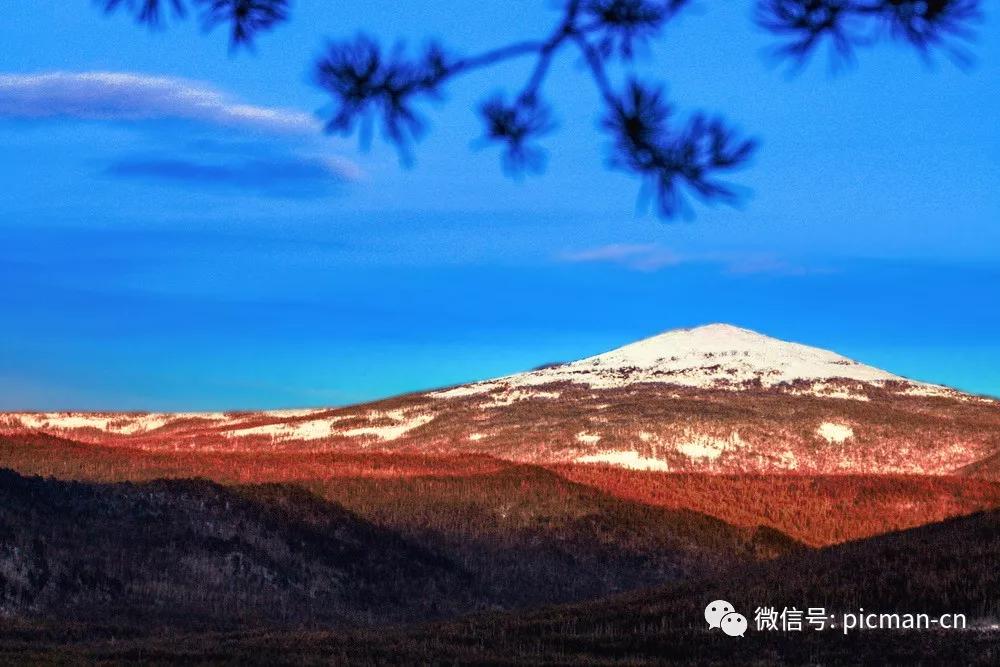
[340,411,435,441]
[898,385,959,399]
[429,383,498,399]
[817,422,854,444]
[261,408,327,418]
[17,414,113,431]
[798,382,871,401]
[479,388,561,408]
[227,417,352,440]
[575,450,670,471]
[7,407,437,444]
[12,413,219,435]
[677,441,723,460]
[675,431,746,460]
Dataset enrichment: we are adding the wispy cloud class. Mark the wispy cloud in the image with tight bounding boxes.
[558,243,821,276]
[0,71,319,133]
[559,244,683,271]
[0,71,365,197]
[105,153,358,197]
[724,256,813,276]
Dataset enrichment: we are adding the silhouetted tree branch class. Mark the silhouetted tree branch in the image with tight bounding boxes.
[98,0,983,218]
[100,0,289,49]
[756,0,980,67]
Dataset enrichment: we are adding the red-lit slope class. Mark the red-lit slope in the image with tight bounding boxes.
[4,324,999,475]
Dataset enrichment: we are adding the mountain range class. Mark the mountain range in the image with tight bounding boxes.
[3,324,998,477]
[2,323,999,664]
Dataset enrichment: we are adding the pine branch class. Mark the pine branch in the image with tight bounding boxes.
[97,0,983,218]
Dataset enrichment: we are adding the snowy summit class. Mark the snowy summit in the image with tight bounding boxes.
[433,323,953,397]
[562,323,903,387]
[2,323,996,477]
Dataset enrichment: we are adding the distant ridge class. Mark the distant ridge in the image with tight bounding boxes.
[2,324,999,476]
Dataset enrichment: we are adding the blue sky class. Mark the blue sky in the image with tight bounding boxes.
[1,1,998,410]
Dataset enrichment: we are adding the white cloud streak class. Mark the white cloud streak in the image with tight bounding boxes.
[559,243,820,276]
[558,243,684,272]
[0,71,320,133]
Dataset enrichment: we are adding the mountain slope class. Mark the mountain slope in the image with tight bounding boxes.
[3,324,998,475]
[0,469,485,630]
[0,467,796,631]
[9,509,999,665]
[4,432,999,549]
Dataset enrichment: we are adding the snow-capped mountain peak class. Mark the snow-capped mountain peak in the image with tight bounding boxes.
[3,323,998,477]
[432,323,955,399]
[575,323,899,385]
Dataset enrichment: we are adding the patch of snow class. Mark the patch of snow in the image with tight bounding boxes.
[168,412,229,422]
[801,382,872,402]
[428,383,499,399]
[16,413,181,434]
[817,422,854,444]
[575,450,670,471]
[18,414,112,431]
[576,432,601,444]
[261,408,327,418]
[478,388,561,408]
[677,441,723,460]
[340,412,435,441]
[675,431,745,460]
[468,433,486,441]
[227,416,352,440]
[897,384,959,399]
[776,450,800,470]
[112,415,172,434]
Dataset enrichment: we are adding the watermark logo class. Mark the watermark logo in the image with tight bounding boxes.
[705,599,747,637]
[706,599,967,637]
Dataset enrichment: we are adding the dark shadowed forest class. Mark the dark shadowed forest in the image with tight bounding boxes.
[2,470,997,664]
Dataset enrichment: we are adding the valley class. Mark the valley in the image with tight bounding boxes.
[2,324,999,663]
